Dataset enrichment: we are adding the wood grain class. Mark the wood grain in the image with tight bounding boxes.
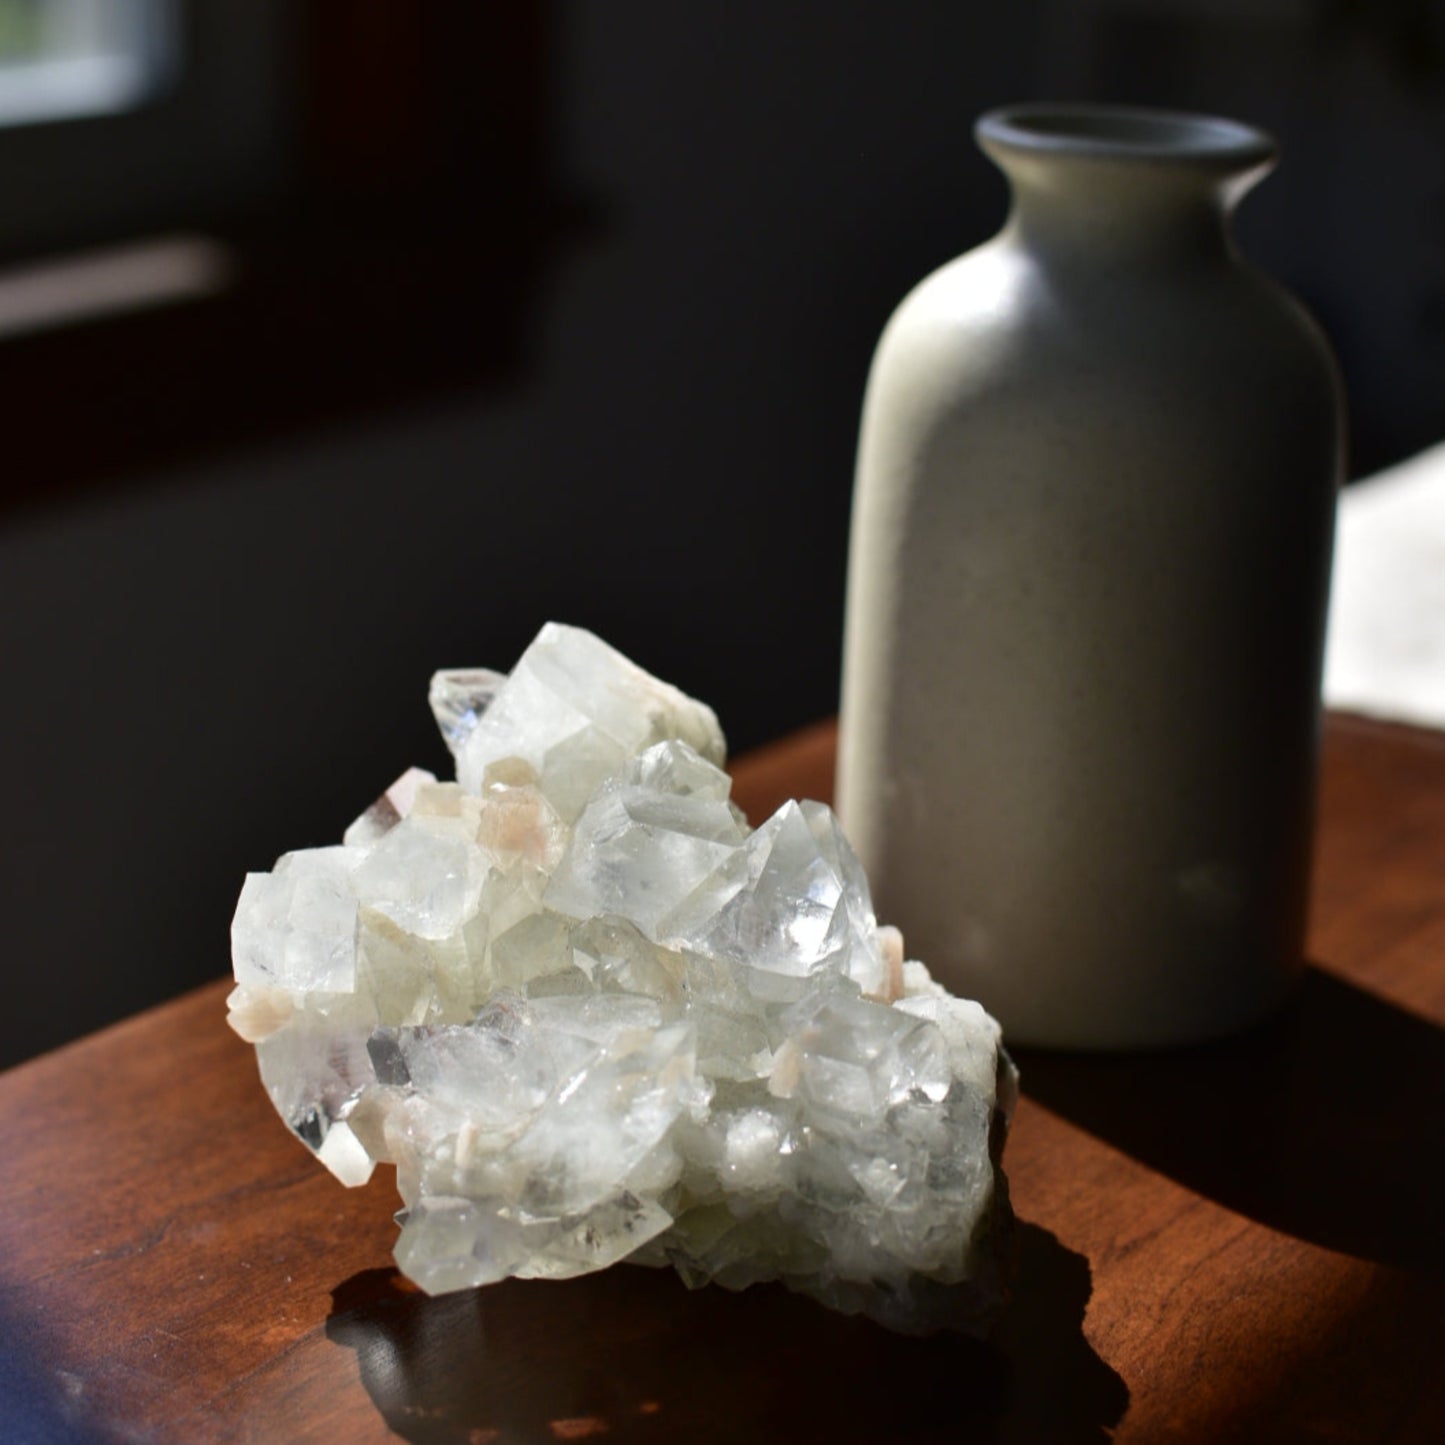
[1,713,1441,1443]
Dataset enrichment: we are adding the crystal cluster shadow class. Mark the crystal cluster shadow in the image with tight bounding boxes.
[326,1221,1127,1445]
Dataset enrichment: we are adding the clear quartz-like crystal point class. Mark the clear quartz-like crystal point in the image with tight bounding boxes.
[343,767,437,848]
[230,623,1015,1335]
[428,669,509,757]
[660,798,886,1002]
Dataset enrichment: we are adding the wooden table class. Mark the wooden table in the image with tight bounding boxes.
[3,715,1442,1443]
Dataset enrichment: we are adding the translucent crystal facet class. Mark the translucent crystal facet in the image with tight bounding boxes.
[428,669,509,758]
[229,623,1016,1334]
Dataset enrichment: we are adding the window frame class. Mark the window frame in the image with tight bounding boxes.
[0,1,573,514]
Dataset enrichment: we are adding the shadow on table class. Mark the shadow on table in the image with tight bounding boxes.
[326,1221,1127,1444]
[1014,963,1445,1276]
[0,1295,102,1445]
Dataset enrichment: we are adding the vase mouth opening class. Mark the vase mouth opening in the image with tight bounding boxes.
[977,104,1276,170]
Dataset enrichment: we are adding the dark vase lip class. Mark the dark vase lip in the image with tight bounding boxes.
[977,102,1277,171]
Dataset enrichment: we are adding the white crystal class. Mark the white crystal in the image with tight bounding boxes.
[352,819,485,941]
[230,623,1015,1334]
[231,847,366,994]
[451,623,726,818]
[544,741,747,939]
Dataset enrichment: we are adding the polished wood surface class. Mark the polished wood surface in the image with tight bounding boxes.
[2,714,1442,1443]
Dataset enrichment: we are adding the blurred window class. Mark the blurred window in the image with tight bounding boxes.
[0,0,175,128]
[0,4,565,515]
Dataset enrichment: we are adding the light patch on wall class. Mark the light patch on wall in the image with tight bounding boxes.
[0,233,233,339]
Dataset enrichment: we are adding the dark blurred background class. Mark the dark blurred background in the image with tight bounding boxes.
[1,0,1442,1068]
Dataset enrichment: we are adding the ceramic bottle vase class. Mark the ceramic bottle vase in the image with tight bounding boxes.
[837,104,1343,1049]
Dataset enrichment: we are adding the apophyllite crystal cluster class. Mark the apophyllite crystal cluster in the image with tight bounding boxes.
[229,624,1016,1333]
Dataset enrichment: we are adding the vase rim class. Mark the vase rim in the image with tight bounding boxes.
[977,103,1276,170]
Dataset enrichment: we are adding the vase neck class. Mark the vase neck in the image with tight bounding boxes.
[977,104,1276,271]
